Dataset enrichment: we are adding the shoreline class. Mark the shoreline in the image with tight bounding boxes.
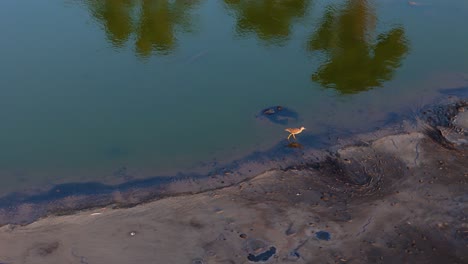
[0,95,467,263]
[0,90,467,226]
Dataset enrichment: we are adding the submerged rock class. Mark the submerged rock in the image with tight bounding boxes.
[257,105,299,125]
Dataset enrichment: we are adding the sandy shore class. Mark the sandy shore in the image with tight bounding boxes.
[0,100,467,264]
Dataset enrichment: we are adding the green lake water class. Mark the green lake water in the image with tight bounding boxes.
[0,0,467,195]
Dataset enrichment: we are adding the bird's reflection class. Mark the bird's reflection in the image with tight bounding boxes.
[86,0,199,57]
[224,0,310,44]
[287,142,303,148]
[308,0,409,94]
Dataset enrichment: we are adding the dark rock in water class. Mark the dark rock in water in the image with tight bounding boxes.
[316,231,331,241]
[258,106,299,125]
[247,246,276,262]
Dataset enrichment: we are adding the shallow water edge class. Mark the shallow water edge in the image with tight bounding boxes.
[0,88,467,226]
[0,94,467,263]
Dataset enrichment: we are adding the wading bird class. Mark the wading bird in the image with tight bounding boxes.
[285,127,306,141]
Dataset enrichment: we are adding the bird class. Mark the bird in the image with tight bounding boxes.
[285,126,306,141]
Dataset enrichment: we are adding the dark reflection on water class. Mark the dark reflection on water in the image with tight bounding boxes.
[85,0,408,92]
[224,0,310,44]
[86,0,199,56]
[308,0,409,94]
[86,0,134,46]
[287,142,303,148]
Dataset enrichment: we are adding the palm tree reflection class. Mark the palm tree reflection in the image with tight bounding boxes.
[86,0,199,57]
[224,0,310,44]
[308,0,409,94]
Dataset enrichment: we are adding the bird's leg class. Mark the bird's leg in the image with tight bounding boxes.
[293,134,296,140]
[287,134,292,141]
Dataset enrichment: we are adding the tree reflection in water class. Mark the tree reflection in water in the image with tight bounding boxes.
[308,0,409,94]
[85,0,408,88]
[224,0,310,44]
[86,0,199,57]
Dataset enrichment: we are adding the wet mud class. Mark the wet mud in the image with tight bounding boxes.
[0,95,467,263]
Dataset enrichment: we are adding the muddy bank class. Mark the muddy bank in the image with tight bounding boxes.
[1,95,465,226]
[0,98,467,263]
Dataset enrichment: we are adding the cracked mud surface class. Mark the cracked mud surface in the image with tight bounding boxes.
[0,101,467,264]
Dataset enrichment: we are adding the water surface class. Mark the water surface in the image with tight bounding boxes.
[0,0,467,195]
